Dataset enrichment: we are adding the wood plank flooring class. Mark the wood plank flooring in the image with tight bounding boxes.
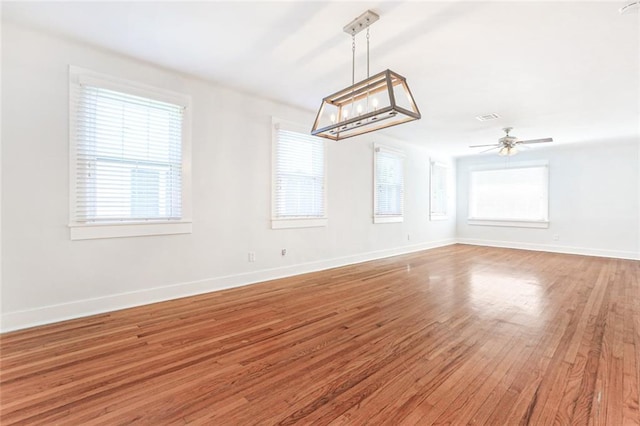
[1,244,639,424]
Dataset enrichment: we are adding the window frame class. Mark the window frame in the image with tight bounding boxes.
[373,143,405,224]
[429,160,448,221]
[467,160,549,229]
[68,66,192,240]
[271,118,328,230]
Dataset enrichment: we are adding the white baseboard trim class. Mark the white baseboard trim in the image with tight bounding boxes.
[456,238,640,261]
[1,239,456,333]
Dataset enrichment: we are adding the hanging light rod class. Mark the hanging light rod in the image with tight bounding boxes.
[311,10,421,141]
[343,10,379,35]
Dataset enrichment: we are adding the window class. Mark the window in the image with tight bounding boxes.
[69,66,192,240]
[468,161,549,228]
[430,161,448,220]
[272,119,327,229]
[374,144,404,223]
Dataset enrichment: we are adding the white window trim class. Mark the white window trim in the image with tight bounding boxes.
[374,216,404,224]
[271,117,328,229]
[68,66,192,240]
[373,143,405,224]
[429,160,448,221]
[467,160,549,228]
[467,219,549,228]
[271,218,328,229]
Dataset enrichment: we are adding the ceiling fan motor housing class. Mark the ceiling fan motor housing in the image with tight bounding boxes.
[499,135,518,147]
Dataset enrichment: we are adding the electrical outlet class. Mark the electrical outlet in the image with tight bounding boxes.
[407,234,411,241]
[553,234,560,241]
[248,252,256,262]
[281,249,287,256]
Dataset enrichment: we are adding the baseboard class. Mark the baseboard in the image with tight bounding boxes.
[1,239,456,333]
[456,238,640,261]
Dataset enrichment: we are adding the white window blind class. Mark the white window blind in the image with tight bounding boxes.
[430,161,448,220]
[72,80,184,223]
[273,125,326,220]
[469,164,549,224]
[374,146,404,222]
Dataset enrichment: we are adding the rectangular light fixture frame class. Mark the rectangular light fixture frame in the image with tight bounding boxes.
[311,69,421,141]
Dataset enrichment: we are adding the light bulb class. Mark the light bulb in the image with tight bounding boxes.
[342,110,349,120]
[499,147,518,156]
[357,104,363,115]
[330,114,336,123]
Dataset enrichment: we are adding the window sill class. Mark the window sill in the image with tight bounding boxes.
[70,220,193,240]
[271,218,328,229]
[374,216,403,224]
[467,219,549,229]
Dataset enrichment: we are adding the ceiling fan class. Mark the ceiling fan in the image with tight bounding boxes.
[470,127,553,156]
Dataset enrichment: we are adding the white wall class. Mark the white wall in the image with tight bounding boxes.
[0,23,456,331]
[456,140,640,260]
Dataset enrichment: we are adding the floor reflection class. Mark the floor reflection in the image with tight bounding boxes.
[468,268,544,324]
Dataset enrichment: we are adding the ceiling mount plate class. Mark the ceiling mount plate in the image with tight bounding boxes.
[343,10,380,35]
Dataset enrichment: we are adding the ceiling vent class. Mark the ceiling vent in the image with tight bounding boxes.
[475,113,500,122]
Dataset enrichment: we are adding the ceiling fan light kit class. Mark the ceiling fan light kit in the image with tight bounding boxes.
[311,10,421,141]
[499,146,518,156]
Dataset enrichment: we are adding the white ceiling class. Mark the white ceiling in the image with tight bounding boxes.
[3,1,639,156]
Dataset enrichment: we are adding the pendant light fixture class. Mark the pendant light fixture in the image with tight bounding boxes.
[311,10,421,140]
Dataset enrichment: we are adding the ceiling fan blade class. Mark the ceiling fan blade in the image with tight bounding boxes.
[518,137,553,145]
[479,146,499,154]
[469,144,500,148]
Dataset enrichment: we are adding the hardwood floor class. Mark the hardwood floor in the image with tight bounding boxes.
[1,244,638,425]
